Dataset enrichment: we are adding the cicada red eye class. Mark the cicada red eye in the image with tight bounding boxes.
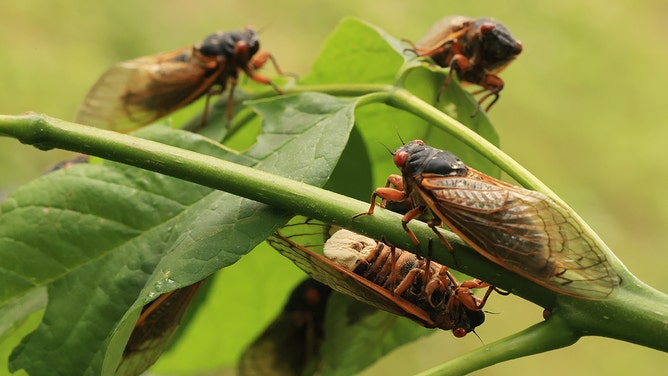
[452,327,468,338]
[393,150,408,168]
[480,22,496,34]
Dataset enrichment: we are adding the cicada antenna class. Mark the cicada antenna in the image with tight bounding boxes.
[380,142,394,156]
[253,22,272,35]
[396,131,405,145]
[470,329,484,344]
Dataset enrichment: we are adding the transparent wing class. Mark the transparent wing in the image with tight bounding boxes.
[415,15,473,52]
[420,171,620,299]
[76,48,221,132]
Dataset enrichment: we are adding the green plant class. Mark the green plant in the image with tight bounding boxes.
[0,18,666,376]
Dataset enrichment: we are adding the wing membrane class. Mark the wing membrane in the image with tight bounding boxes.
[76,48,220,131]
[419,171,620,298]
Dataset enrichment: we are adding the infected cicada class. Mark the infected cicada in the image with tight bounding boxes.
[77,26,283,132]
[410,16,522,114]
[358,140,621,299]
[268,220,487,337]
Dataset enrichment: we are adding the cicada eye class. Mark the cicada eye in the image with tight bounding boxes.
[452,327,468,338]
[393,150,408,167]
[480,22,496,34]
[412,139,425,146]
[514,40,523,54]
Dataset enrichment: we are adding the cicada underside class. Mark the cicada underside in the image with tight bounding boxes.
[268,219,487,337]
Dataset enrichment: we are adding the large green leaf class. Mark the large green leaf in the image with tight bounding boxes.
[305,18,500,184]
[320,294,430,376]
[2,92,356,375]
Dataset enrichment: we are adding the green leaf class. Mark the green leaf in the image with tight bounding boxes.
[3,92,356,375]
[320,293,430,376]
[301,18,404,85]
[301,18,500,186]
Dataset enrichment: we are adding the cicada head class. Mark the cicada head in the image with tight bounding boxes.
[393,140,468,178]
[451,307,486,338]
[470,18,522,72]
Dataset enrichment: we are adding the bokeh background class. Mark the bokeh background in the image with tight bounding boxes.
[1,0,667,375]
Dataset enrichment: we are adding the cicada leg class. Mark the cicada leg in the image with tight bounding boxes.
[245,50,284,94]
[353,174,406,218]
[458,279,495,310]
[436,52,471,101]
[470,74,504,117]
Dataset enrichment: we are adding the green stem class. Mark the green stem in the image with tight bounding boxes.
[416,314,579,376]
[1,113,667,353]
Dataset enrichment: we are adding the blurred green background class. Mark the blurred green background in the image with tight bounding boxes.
[1,0,666,375]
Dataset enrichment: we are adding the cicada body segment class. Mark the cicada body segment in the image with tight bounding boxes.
[411,16,522,113]
[77,26,282,131]
[368,140,621,299]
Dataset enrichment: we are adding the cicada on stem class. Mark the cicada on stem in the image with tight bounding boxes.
[356,140,621,300]
[268,219,489,337]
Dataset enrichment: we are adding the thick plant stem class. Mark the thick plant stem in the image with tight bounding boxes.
[1,113,667,353]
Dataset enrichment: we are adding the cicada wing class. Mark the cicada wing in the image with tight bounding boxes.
[76,48,220,132]
[415,15,473,52]
[420,173,620,299]
[267,233,437,328]
[116,280,205,376]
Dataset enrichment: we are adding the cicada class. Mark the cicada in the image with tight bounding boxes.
[268,221,487,337]
[116,280,205,376]
[410,16,522,113]
[77,26,283,132]
[238,278,332,376]
[358,140,621,299]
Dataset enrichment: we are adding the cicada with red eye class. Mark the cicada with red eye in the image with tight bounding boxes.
[357,140,621,299]
[409,16,522,114]
[116,280,206,376]
[268,220,488,338]
[77,26,284,132]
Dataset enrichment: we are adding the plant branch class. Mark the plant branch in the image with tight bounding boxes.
[1,113,667,353]
[0,112,560,308]
[416,314,579,376]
